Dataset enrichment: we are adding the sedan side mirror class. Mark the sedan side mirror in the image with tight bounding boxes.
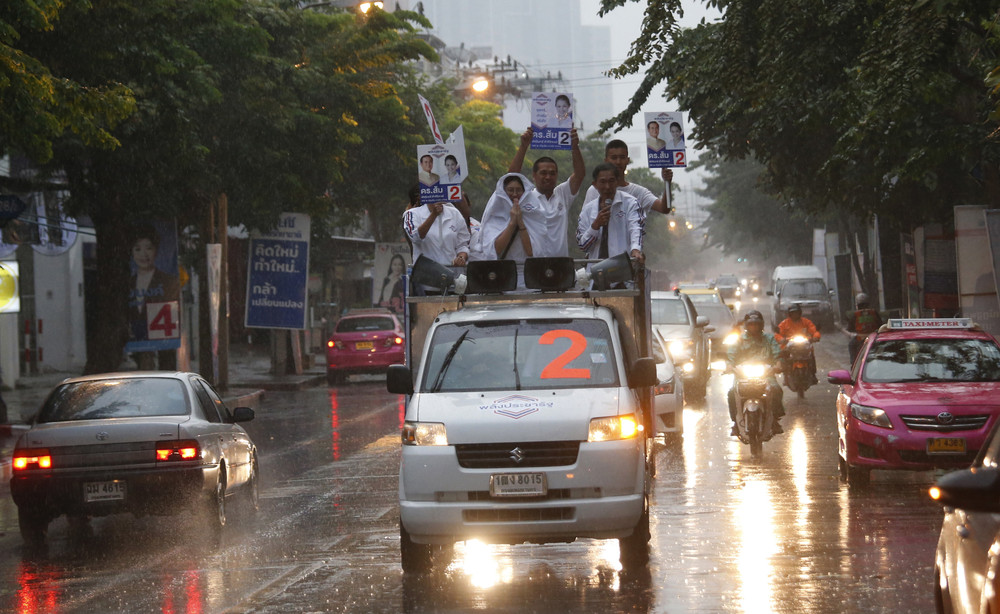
[827,369,853,385]
[232,407,255,423]
[931,467,1000,513]
[387,364,414,395]
[629,357,658,388]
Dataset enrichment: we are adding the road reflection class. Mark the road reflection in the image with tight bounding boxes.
[15,561,60,614]
[402,540,652,612]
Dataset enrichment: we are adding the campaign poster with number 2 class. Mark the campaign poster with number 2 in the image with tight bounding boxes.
[417,143,465,205]
[530,92,575,150]
[645,111,687,168]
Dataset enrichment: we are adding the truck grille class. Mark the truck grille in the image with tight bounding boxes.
[463,507,574,523]
[900,414,990,432]
[454,441,580,468]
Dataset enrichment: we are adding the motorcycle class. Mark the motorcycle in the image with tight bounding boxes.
[731,362,776,457]
[783,334,815,398]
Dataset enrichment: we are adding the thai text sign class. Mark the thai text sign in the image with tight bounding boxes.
[245,213,310,330]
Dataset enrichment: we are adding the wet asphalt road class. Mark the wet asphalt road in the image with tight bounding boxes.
[0,333,945,613]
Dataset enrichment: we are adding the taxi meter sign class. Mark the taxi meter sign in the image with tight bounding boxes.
[886,318,973,329]
[0,262,20,313]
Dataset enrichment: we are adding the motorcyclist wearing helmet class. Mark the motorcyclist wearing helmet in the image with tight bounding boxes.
[845,292,882,364]
[726,310,785,437]
[775,303,820,384]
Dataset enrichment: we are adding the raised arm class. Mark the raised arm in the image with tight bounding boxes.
[649,168,675,214]
[568,128,585,195]
[507,127,533,174]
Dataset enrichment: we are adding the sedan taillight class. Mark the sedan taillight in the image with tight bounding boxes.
[384,335,404,347]
[13,449,52,471]
[156,440,200,461]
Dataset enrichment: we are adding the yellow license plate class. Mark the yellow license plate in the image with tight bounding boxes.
[355,341,373,350]
[927,438,966,454]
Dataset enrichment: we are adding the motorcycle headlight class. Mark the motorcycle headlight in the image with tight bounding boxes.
[738,364,767,378]
[723,332,740,346]
[850,403,893,429]
[588,414,641,441]
[752,283,759,291]
[401,422,449,445]
[789,335,809,344]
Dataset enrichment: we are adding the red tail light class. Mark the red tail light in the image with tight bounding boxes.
[327,340,334,348]
[13,449,52,471]
[394,336,404,345]
[156,440,200,461]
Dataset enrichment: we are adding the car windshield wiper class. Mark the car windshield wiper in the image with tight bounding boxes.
[431,331,471,392]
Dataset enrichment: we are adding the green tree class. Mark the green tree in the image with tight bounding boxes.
[16,0,435,372]
[600,0,1000,295]
[0,0,134,166]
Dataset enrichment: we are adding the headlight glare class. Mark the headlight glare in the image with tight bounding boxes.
[723,332,740,346]
[401,421,448,445]
[588,414,641,441]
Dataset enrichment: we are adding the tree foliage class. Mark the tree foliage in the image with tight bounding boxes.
[601,0,1000,294]
[7,0,436,371]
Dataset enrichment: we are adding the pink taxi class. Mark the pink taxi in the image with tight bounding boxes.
[326,308,405,385]
[827,319,1000,487]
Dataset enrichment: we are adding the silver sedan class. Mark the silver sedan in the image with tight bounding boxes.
[10,371,259,547]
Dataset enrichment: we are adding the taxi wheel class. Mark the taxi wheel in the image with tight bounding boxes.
[400,521,433,573]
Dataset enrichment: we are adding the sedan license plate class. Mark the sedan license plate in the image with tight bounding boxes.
[927,437,966,455]
[84,480,127,503]
[355,341,373,350]
[490,473,546,498]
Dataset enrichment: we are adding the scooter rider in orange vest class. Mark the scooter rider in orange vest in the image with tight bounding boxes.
[845,293,882,364]
[775,303,820,384]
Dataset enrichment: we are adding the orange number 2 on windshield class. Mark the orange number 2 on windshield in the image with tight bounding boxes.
[539,330,591,379]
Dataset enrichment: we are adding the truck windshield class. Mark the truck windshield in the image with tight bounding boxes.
[781,280,827,298]
[421,319,619,392]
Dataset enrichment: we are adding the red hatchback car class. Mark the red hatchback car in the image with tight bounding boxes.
[828,319,1000,487]
[326,309,405,385]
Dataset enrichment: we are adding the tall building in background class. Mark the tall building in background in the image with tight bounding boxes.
[417,0,613,135]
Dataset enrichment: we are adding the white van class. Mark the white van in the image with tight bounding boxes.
[769,265,834,328]
[388,259,656,573]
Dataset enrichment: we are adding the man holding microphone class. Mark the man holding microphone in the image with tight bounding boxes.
[576,162,645,264]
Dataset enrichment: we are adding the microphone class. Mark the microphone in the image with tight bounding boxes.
[602,198,611,211]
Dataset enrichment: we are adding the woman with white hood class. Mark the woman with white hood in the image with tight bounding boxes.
[474,173,546,262]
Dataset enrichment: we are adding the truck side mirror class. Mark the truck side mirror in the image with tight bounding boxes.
[695,316,710,328]
[386,364,413,395]
[629,357,658,388]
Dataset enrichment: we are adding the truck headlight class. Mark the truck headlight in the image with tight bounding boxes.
[402,422,448,445]
[588,414,641,441]
[850,403,893,429]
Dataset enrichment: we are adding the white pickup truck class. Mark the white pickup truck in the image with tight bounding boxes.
[387,257,657,573]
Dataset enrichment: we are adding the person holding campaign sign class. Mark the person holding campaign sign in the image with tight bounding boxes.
[529,92,575,151]
[508,126,585,257]
[403,200,470,267]
[585,139,674,217]
[417,144,465,205]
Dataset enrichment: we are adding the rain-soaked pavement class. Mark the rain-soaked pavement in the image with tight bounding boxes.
[0,333,944,613]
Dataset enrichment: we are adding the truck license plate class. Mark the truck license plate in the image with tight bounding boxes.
[927,438,966,455]
[84,480,127,503]
[490,473,546,498]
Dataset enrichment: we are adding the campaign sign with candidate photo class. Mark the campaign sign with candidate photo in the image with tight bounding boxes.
[530,92,575,150]
[418,143,463,205]
[645,111,687,168]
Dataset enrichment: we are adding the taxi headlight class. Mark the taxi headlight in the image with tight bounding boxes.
[588,414,641,441]
[723,332,740,346]
[850,403,893,429]
[401,422,448,445]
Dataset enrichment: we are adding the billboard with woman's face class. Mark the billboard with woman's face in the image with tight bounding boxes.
[126,219,181,353]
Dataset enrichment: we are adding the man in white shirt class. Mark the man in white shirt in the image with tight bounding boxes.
[577,163,645,264]
[402,201,470,267]
[584,139,674,217]
[507,126,585,257]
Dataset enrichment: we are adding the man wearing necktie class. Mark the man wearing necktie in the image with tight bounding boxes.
[576,162,645,265]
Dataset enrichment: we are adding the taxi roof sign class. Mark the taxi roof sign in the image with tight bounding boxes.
[886,318,974,329]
